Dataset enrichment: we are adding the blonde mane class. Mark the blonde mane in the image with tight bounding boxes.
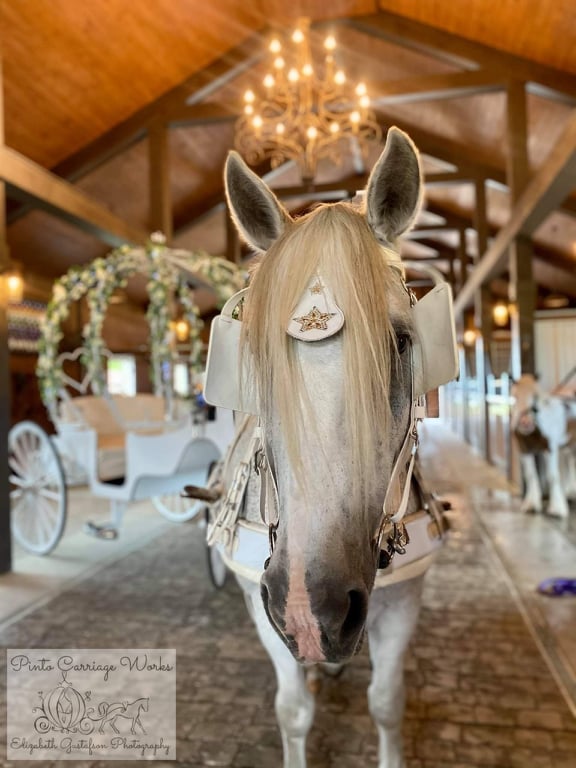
[243,202,406,506]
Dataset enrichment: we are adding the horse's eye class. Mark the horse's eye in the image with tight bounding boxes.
[396,333,410,354]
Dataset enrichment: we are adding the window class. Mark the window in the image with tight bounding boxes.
[107,355,137,396]
[173,362,190,397]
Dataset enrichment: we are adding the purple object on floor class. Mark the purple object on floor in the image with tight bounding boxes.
[537,578,576,596]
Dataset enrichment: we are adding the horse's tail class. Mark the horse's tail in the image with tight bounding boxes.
[98,702,110,716]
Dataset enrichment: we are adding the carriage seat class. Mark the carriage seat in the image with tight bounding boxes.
[59,394,167,481]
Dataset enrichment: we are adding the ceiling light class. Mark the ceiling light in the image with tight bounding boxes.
[234,17,381,182]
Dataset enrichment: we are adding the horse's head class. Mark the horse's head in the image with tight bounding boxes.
[511,373,541,432]
[225,128,423,663]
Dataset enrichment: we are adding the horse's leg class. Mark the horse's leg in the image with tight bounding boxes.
[367,575,424,768]
[520,453,542,513]
[560,447,576,499]
[110,717,120,735]
[239,577,314,768]
[545,447,569,518]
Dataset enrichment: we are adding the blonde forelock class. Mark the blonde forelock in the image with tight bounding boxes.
[242,202,403,507]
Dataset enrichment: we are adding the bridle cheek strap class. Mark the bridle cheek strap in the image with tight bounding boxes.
[254,426,280,527]
[257,356,426,567]
[375,357,425,555]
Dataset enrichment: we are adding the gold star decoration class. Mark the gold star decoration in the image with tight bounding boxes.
[293,306,336,332]
[310,280,323,294]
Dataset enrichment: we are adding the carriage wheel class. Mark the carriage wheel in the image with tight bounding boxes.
[151,493,204,523]
[203,459,227,589]
[9,421,67,555]
[205,508,228,589]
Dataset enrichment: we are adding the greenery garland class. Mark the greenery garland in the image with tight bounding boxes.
[37,235,246,417]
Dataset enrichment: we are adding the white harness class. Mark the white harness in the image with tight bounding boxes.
[203,260,458,583]
[206,411,448,587]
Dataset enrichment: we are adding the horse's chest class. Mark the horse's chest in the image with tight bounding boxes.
[514,426,549,454]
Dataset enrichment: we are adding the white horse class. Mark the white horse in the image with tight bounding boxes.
[202,128,457,768]
[511,374,576,518]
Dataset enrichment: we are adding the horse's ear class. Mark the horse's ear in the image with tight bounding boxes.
[224,151,292,253]
[365,127,422,245]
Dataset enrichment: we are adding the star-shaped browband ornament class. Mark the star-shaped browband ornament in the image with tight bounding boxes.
[292,306,336,333]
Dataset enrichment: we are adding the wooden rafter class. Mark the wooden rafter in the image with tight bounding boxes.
[425,200,576,276]
[55,30,267,182]
[371,70,505,105]
[6,29,268,226]
[148,121,172,240]
[0,146,149,246]
[344,11,576,104]
[452,110,576,314]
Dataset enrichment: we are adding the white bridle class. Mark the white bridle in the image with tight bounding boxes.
[203,263,458,570]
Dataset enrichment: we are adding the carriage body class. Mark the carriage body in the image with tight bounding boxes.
[9,240,244,555]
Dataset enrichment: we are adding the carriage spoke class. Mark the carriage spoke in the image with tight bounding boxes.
[11,494,28,520]
[9,473,26,488]
[37,498,58,544]
[12,437,29,468]
[38,488,61,502]
[9,455,27,478]
[9,422,67,555]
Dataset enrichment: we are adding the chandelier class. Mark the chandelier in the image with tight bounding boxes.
[234,18,382,183]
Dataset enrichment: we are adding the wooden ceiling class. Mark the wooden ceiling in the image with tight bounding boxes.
[2,0,576,315]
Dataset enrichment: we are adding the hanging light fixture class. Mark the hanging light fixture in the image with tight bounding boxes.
[234,18,382,183]
[3,263,24,304]
[492,301,510,327]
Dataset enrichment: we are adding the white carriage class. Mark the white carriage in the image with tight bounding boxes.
[8,237,244,555]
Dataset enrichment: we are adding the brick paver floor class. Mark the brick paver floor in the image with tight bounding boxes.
[0,423,574,767]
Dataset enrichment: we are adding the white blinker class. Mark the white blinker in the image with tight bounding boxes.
[203,271,459,414]
[287,276,344,341]
[411,281,459,397]
[203,288,258,414]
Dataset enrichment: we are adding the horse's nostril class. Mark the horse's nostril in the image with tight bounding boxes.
[340,589,367,641]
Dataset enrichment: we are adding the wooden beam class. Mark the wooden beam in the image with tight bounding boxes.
[406,236,451,252]
[174,159,286,235]
[425,199,576,278]
[425,171,475,186]
[167,103,238,128]
[7,30,268,226]
[507,82,534,375]
[0,146,148,246]
[372,70,505,105]
[148,122,172,240]
[344,11,576,104]
[472,179,491,459]
[271,175,366,199]
[408,224,458,238]
[457,227,468,291]
[0,54,11,575]
[55,31,267,183]
[506,82,530,200]
[453,109,576,315]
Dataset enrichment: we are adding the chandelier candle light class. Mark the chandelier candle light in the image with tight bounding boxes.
[235,19,382,182]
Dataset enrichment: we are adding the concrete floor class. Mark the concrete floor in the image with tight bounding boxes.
[0,421,575,767]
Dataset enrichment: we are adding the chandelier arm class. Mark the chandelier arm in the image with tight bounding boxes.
[235,18,382,182]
